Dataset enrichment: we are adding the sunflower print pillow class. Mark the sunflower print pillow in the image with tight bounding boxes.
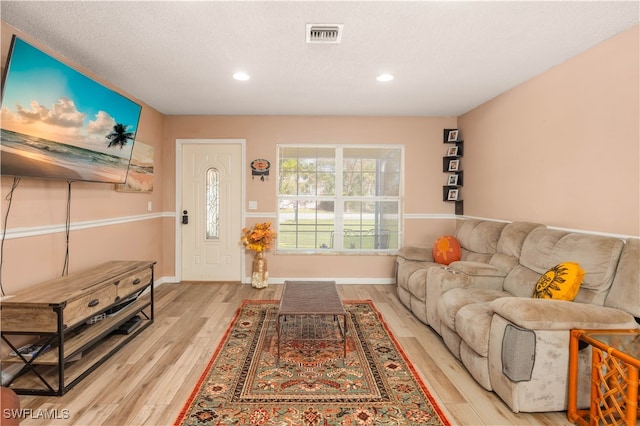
[533,262,585,301]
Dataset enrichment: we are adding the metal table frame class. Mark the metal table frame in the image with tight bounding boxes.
[276,281,347,366]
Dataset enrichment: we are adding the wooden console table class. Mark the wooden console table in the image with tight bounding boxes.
[0,260,155,395]
[568,329,640,426]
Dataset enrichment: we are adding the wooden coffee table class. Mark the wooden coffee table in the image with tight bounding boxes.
[276,281,347,366]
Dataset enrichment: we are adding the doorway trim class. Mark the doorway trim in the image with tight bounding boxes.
[175,138,246,282]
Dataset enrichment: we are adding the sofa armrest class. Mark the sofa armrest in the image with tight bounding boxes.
[490,297,639,330]
[437,261,508,293]
[397,246,434,262]
[425,263,508,334]
[448,261,507,277]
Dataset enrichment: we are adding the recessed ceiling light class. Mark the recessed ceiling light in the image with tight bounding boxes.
[376,73,394,82]
[233,72,250,81]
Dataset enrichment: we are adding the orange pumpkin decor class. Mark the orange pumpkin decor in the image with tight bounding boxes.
[433,235,461,265]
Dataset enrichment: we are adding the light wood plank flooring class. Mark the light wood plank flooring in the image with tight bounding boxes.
[15,283,571,425]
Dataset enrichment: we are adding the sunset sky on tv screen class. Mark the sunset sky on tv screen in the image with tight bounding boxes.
[0,37,142,183]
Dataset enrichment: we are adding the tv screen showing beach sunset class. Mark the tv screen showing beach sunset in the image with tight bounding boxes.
[0,36,142,183]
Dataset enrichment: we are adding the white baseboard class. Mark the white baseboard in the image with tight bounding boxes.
[154,276,178,286]
[243,277,395,285]
[155,275,394,285]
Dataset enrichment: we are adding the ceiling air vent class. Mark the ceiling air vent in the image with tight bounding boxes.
[306,24,344,44]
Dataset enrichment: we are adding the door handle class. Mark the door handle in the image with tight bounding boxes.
[182,210,189,224]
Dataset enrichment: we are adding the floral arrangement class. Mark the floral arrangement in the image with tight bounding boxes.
[241,222,277,252]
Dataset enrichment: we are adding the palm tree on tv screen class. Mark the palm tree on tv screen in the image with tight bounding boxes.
[106,123,134,149]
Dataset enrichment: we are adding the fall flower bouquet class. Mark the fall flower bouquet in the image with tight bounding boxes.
[241,222,277,253]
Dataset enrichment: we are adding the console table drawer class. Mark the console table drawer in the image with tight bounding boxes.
[63,284,118,328]
[1,284,119,332]
[116,267,152,299]
[1,306,59,333]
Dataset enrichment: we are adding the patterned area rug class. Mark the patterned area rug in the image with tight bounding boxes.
[174,300,450,425]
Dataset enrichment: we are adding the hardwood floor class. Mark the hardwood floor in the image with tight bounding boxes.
[15,283,571,425]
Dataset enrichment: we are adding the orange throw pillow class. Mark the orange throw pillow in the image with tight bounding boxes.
[433,235,461,265]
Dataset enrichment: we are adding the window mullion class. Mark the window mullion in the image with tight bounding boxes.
[334,147,344,250]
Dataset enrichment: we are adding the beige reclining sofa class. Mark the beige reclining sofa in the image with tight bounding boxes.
[396,219,639,412]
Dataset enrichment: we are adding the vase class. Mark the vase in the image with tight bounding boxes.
[251,251,269,288]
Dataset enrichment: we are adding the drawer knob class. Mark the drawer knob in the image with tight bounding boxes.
[88,299,100,308]
[132,278,141,285]
[114,280,121,286]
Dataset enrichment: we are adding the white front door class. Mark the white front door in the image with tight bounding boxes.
[180,142,243,281]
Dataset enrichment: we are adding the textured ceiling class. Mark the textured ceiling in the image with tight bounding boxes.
[1,1,638,116]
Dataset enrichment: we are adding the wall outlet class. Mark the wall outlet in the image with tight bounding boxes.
[147,201,153,212]
[249,201,258,210]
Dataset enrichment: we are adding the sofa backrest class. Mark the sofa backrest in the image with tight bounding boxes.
[504,227,624,304]
[604,238,640,318]
[454,219,507,263]
[489,221,545,273]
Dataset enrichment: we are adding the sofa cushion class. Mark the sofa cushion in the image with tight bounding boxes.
[455,219,507,260]
[496,222,545,258]
[532,262,584,301]
[604,239,640,317]
[502,265,541,297]
[514,228,623,305]
[396,258,436,293]
[407,268,429,302]
[460,342,492,390]
[438,287,510,331]
[456,302,493,357]
[433,235,461,265]
[490,222,545,273]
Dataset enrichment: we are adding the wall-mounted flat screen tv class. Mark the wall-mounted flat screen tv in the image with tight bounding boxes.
[1,36,142,184]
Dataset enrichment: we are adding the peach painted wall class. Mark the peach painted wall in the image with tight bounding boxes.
[458,25,639,237]
[163,116,458,281]
[0,22,167,294]
[4,18,637,292]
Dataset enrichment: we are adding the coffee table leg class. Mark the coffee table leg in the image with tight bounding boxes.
[276,314,281,367]
[343,314,347,365]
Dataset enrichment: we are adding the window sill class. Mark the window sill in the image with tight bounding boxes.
[274,250,398,256]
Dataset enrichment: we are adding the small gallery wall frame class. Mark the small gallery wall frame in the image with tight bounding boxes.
[447,174,459,186]
[448,159,460,171]
[445,129,459,142]
[447,189,459,201]
[446,146,459,157]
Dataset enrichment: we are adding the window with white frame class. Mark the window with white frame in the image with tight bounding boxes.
[277,145,402,252]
